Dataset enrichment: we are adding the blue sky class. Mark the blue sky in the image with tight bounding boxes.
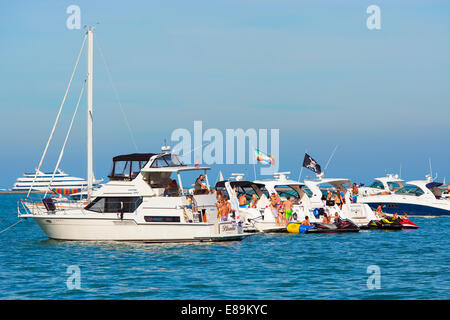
[0,0,449,187]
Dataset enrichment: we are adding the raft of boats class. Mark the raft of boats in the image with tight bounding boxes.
[14,27,444,244]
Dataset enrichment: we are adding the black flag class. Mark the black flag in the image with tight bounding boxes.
[302,153,322,174]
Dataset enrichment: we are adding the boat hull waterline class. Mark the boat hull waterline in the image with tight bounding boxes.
[29,216,247,242]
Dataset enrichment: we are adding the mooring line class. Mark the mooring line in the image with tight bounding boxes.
[0,220,23,235]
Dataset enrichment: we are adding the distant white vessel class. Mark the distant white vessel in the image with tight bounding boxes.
[359,175,450,216]
[12,169,98,194]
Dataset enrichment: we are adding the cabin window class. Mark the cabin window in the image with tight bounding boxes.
[144,216,181,223]
[85,197,143,213]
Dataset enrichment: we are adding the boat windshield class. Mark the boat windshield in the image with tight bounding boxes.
[394,185,425,196]
[387,181,403,191]
[368,181,384,189]
[150,154,184,167]
[273,185,305,200]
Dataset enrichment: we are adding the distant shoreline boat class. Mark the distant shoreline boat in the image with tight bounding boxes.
[10,169,98,194]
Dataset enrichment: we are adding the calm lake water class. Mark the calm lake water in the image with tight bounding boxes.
[1,194,449,300]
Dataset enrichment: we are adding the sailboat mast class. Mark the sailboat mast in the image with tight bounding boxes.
[87,27,94,201]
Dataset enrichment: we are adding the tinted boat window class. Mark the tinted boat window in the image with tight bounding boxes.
[85,197,143,213]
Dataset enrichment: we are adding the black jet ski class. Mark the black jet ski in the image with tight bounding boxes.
[366,217,403,230]
[306,218,360,234]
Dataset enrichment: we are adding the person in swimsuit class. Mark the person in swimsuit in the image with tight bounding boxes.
[283,196,293,223]
[250,194,258,208]
[269,196,281,225]
[220,197,231,221]
[351,183,359,203]
[301,216,311,226]
[375,204,386,217]
[322,214,331,224]
[239,193,247,208]
[401,212,408,220]
[334,191,343,210]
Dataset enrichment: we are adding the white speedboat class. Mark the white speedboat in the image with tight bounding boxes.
[18,152,246,242]
[358,174,404,196]
[255,172,378,227]
[215,175,285,233]
[359,175,450,217]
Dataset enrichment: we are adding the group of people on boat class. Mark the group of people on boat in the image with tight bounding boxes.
[268,193,294,226]
[375,204,408,220]
[324,182,359,209]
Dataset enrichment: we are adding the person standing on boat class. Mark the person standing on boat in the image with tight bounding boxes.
[194,174,208,195]
[351,183,359,203]
[334,189,343,210]
[269,194,281,225]
[283,197,293,224]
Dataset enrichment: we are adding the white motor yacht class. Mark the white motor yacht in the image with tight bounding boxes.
[359,175,450,217]
[215,175,285,233]
[358,174,404,196]
[255,172,378,228]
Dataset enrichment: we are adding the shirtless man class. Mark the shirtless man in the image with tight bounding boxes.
[301,216,311,226]
[220,198,230,221]
[283,196,294,224]
[239,193,247,208]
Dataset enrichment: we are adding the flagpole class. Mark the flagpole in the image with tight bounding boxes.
[324,145,339,174]
[298,149,307,181]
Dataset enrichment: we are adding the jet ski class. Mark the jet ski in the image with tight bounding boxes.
[287,218,360,234]
[398,218,419,229]
[366,217,403,230]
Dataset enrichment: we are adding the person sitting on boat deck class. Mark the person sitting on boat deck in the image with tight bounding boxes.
[322,214,331,224]
[283,196,293,223]
[330,212,339,222]
[375,204,386,217]
[194,174,208,195]
[351,183,359,203]
[239,193,248,208]
[326,191,332,201]
[250,194,258,208]
[164,179,179,196]
[301,216,311,226]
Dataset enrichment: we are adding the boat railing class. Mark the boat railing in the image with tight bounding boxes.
[17,195,87,217]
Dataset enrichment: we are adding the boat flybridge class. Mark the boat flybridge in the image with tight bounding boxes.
[18,151,246,242]
[255,172,378,228]
[358,174,404,196]
[359,175,450,217]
